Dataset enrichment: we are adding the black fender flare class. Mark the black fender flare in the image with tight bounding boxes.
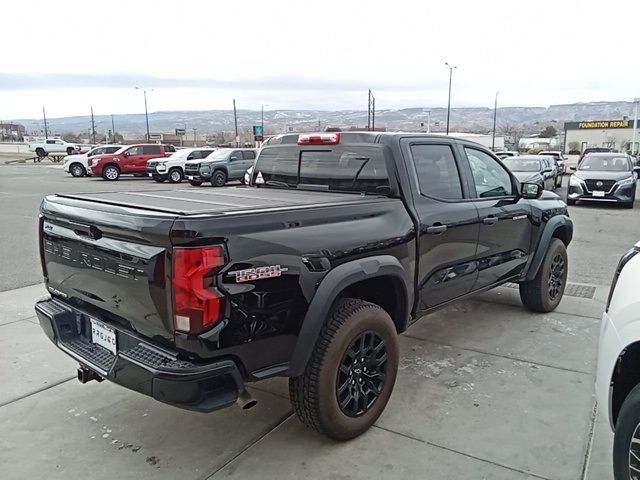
[287,255,411,377]
[524,215,573,281]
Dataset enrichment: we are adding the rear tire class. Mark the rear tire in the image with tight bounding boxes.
[289,298,399,441]
[35,148,46,158]
[613,383,640,480]
[519,238,568,313]
[188,180,202,187]
[66,147,75,155]
[168,168,183,184]
[211,170,227,187]
[102,165,120,181]
[69,163,86,177]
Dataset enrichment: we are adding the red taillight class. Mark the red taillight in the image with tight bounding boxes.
[172,245,225,334]
[298,133,340,145]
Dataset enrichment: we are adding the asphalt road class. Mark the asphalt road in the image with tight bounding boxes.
[1,162,637,291]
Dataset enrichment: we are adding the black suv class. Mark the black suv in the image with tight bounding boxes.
[35,132,572,440]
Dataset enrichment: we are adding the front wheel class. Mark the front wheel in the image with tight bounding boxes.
[289,298,399,440]
[519,238,568,312]
[614,383,640,479]
[153,176,166,183]
[69,163,86,177]
[211,170,227,187]
[566,197,576,206]
[102,165,120,181]
[168,168,183,183]
[35,148,46,158]
[188,180,202,187]
[555,176,562,188]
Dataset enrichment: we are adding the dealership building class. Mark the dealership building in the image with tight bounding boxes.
[564,119,639,153]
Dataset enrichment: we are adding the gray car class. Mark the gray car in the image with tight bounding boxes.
[184,148,257,187]
[567,152,639,208]
[502,155,558,191]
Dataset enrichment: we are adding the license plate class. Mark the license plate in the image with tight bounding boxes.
[90,319,117,355]
[187,175,194,180]
[593,190,605,197]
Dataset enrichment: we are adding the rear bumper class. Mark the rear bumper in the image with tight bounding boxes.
[35,297,245,412]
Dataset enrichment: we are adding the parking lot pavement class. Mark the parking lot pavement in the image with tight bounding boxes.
[1,165,634,479]
[0,282,607,480]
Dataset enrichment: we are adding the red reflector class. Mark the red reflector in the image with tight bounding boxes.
[298,132,340,145]
[172,246,225,334]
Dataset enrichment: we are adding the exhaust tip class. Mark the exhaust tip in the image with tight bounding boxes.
[238,389,258,410]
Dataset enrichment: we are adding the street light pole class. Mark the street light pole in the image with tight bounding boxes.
[492,91,499,151]
[192,128,197,147]
[135,87,152,142]
[111,114,116,143]
[632,98,640,155]
[445,62,457,135]
[426,110,431,133]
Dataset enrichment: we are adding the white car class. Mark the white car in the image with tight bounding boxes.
[596,242,640,478]
[147,147,215,183]
[63,144,122,177]
[28,138,80,157]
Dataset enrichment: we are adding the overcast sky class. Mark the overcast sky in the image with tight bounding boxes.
[1,0,637,120]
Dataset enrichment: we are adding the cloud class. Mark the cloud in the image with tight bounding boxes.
[0,73,434,92]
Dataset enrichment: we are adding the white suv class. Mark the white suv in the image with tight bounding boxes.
[596,242,640,478]
[62,144,122,177]
[147,147,215,183]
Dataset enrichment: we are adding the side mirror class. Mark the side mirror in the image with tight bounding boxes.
[123,151,130,156]
[521,182,543,199]
[634,166,640,174]
[187,155,194,160]
[542,168,552,174]
[570,165,577,171]
[229,156,238,161]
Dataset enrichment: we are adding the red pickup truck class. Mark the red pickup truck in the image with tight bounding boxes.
[89,144,176,180]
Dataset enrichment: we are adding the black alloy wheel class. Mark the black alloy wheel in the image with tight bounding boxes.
[336,330,388,417]
[548,254,565,300]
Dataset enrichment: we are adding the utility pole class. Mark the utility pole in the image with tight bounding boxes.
[233,99,239,147]
[633,98,640,155]
[367,90,371,131]
[492,91,499,151]
[135,87,152,141]
[445,62,457,135]
[90,107,96,144]
[192,128,197,147]
[372,97,376,132]
[42,106,48,138]
[426,110,431,133]
[367,90,375,131]
[261,104,268,138]
[111,115,116,143]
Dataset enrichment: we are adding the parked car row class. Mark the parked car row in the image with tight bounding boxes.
[63,142,259,188]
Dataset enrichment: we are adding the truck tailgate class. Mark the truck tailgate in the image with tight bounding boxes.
[40,196,177,341]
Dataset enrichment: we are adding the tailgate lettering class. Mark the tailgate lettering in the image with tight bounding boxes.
[44,240,146,280]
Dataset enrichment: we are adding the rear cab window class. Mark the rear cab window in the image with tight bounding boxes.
[253,144,390,194]
[143,145,162,155]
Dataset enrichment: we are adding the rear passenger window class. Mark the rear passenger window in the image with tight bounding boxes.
[143,145,162,155]
[410,144,463,200]
[164,144,176,152]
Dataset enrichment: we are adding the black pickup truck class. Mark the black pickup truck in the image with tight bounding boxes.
[35,132,573,440]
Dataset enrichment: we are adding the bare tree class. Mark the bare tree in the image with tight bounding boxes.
[499,121,522,149]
